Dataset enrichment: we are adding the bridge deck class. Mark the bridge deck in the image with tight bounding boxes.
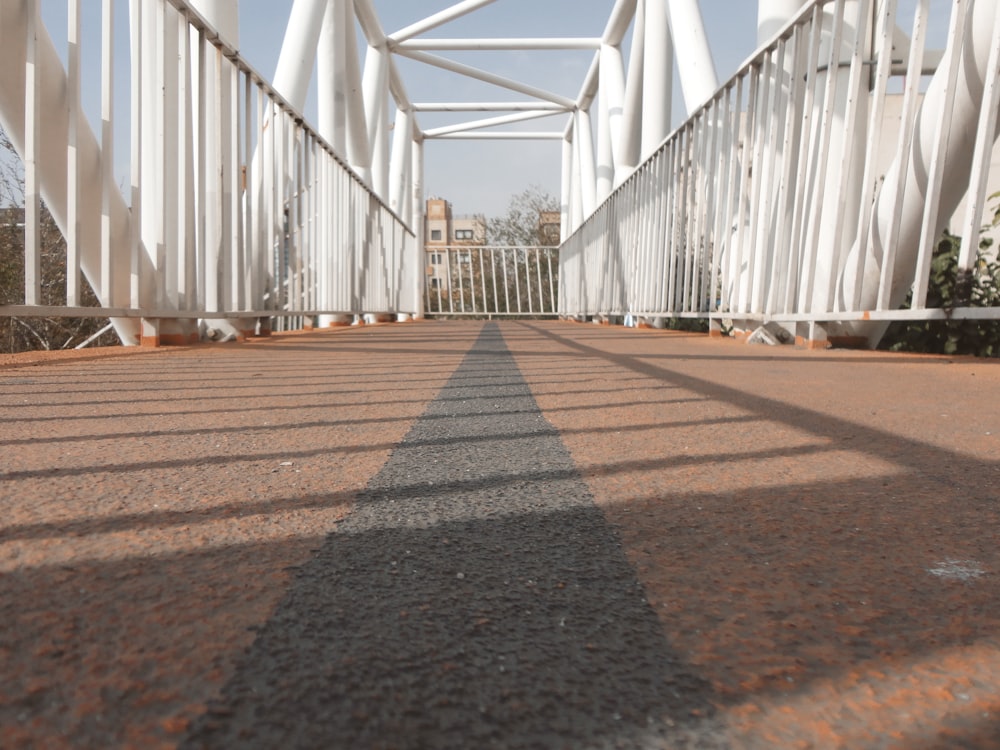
[2,321,998,748]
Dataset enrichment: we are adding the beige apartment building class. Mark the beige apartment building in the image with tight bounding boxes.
[425,198,487,292]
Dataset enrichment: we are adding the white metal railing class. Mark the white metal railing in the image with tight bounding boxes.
[0,0,418,344]
[424,246,559,317]
[560,0,1000,345]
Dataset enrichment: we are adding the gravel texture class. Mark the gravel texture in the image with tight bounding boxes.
[506,321,1000,749]
[183,323,718,749]
[3,319,1000,749]
[0,326,469,748]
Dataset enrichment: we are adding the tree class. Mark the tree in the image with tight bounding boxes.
[0,126,117,353]
[487,185,560,247]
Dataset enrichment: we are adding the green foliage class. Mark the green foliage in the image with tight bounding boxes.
[879,220,1000,358]
[664,317,710,333]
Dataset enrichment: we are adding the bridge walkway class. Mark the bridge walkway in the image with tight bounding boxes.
[1,321,998,748]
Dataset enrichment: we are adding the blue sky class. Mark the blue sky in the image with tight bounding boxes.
[237,0,762,217]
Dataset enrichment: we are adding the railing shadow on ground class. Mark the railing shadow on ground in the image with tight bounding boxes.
[0,321,998,747]
[506,321,1000,747]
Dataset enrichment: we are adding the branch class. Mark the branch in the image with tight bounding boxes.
[12,317,51,350]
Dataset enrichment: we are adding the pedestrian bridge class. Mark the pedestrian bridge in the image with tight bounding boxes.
[2,1,1000,746]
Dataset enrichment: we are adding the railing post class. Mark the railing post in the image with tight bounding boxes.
[24,0,40,307]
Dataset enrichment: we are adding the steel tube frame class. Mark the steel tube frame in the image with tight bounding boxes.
[559,0,1000,344]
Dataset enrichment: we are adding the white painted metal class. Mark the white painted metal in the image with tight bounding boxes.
[24,0,41,308]
[413,102,569,112]
[395,49,577,110]
[395,38,602,51]
[574,110,597,218]
[389,0,502,44]
[957,3,1000,272]
[424,247,559,317]
[340,1,371,182]
[319,0,348,156]
[0,0,145,342]
[604,0,640,46]
[389,107,413,218]
[100,0,115,306]
[560,137,573,243]
[273,0,326,113]
[189,0,239,48]
[614,0,646,187]
[0,0,418,338]
[423,111,563,139]
[842,0,1000,342]
[66,0,81,308]
[665,0,719,112]
[758,0,808,45]
[426,132,566,140]
[561,0,1000,341]
[363,43,391,197]
[597,44,626,200]
[641,0,674,160]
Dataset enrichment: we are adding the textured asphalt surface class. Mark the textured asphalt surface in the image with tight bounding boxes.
[183,323,718,748]
[3,319,1000,749]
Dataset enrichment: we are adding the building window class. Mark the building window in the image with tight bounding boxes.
[431,229,442,241]
[430,277,442,289]
[454,229,474,240]
[430,253,442,265]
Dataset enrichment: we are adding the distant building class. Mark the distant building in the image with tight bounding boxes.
[538,210,561,246]
[425,198,486,292]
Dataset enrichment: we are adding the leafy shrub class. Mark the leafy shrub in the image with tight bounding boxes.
[879,230,1000,358]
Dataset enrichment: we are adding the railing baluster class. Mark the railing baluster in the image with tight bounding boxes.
[24,0,40,307]
[67,0,81,307]
[101,0,115,306]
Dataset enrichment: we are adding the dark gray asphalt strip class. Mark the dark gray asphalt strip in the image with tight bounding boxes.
[182,322,717,749]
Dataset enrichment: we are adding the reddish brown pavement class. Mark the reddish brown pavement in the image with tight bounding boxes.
[506,321,1000,748]
[0,324,477,748]
[1,319,999,748]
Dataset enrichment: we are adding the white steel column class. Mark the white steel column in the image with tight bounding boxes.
[561,135,574,240]
[408,138,425,320]
[617,0,645,183]
[597,44,626,201]
[569,129,584,230]
[388,0,503,43]
[318,0,348,155]
[316,0,357,329]
[189,0,239,49]
[575,109,598,218]
[642,0,673,159]
[341,0,372,182]
[363,43,391,198]
[665,0,719,114]
[273,0,326,110]
[389,107,413,219]
[758,0,807,45]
